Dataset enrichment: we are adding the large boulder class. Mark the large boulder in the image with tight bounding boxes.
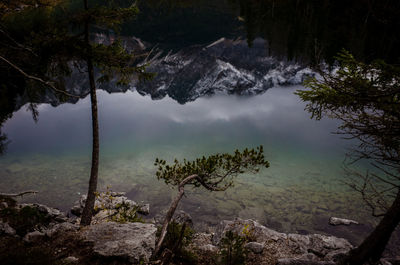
[83,222,157,263]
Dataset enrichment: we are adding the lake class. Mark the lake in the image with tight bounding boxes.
[0,86,374,243]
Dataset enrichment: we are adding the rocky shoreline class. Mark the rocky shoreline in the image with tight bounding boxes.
[0,192,398,265]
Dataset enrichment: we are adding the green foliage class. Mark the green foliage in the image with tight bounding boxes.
[240,223,256,242]
[219,231,247,265]
[109,202,144,223]
[155,146,269,190]
[156,221,197,264]
[93,188,144,223]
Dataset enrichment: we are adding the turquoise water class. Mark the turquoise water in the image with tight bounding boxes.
[0,87,375,239]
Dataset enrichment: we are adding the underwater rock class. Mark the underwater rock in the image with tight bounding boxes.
[83,222,157,263]
[329,217,359,226]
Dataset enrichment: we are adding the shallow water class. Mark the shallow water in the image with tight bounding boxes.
[0,86,376,242]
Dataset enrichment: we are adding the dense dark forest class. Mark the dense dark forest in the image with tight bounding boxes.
[122,0,400,64]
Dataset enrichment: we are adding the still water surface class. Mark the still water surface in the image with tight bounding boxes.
[0,86,374,240]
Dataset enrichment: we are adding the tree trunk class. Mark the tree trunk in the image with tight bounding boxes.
[154,174,198,257]
[340,188,400,265]
[154,185,185,257]
[80,0,99,227]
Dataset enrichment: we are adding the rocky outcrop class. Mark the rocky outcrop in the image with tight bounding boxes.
[212,218,353,264]
[6,194,390,265]
[20,203,69,223]
[70,192,150,220]
[83,221,157,263]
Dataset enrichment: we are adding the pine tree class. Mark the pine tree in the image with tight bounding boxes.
[297,50,400,264]
[153,146,269,258]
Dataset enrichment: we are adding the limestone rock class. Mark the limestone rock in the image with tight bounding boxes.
[245,242,264,254]
[0,202,8,210]
[83,222,157,263]
[198,244,219,253]
[329,217,359,226]
[44,222,79,238]
[63,256,79,264]
[277,258,335,265]
[0,221,16,236]
[71,192,149,217]
[214,218,352,263]
[20,203,67,222]
[138,203,150,215]
[213,218,286,245]
[173,211,193,227]
[23,230,45,243]
[191,232,218,253]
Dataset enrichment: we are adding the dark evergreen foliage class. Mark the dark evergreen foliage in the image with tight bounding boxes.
[297,51,400,264]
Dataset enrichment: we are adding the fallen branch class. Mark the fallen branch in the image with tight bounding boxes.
[0,190,38,197]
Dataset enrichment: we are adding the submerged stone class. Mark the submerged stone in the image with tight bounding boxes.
[329,217,359,226]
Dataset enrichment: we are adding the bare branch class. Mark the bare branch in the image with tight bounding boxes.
[0,55,78,98]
